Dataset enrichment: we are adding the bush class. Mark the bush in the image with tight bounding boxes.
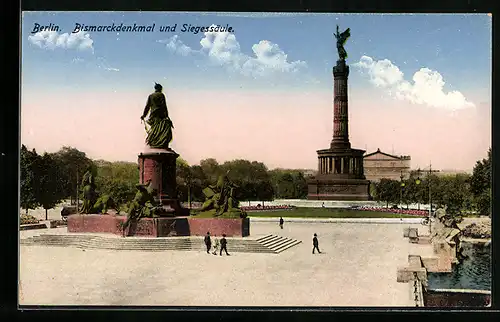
[20,214,40,225]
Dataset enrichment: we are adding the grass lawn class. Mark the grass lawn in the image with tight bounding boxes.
[190,208,244,219]
[246,208,418,218]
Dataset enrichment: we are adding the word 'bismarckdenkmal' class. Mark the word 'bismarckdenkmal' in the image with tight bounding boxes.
[30,23,234,34]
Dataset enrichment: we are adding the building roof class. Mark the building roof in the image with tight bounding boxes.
[363,148,410,160]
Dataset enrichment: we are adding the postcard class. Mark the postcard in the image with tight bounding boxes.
[19,12,492,308]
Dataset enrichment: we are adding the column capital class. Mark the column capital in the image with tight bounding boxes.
[333,60,350,78]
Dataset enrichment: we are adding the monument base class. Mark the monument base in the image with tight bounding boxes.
[67,214,250,237]
[307,177,371,201]
[138,147,190,217]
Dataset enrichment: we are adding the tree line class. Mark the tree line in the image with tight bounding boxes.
[372,148,491,217]
[21,145,95,218]
[20,146,308,217]
[20,145,491,218]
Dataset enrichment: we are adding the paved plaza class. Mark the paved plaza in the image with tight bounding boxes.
[19,221,428,306]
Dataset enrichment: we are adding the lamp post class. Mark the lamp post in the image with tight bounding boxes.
[428,162,432,234]
[187,176,192,209]
[76,165,79,214]
[415,170,421,211]
[400,171,405,218]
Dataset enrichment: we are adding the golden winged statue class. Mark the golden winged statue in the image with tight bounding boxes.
[334,25,351,61]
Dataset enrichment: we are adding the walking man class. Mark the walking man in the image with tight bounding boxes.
[279,217,284,229]
[212,235,220,255]
[312,233,321,254]
[204,231,211,254]
[220,234,230,256]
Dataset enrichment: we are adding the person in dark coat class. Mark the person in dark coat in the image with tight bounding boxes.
[312,233,321,254]
[220,234,230,256]
[279,217,284,229]
[204,232,211,254]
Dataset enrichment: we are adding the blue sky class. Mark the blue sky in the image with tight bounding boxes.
[22,12,491,94]
[20,12,492,171]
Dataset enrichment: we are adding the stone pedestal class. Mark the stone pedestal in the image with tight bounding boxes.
[137,147,189,216]
[307,59,370,201]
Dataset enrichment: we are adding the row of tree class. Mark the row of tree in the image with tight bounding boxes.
[372,148,491,216]
[20,145,94,218]
[20,145,491,218]
[20,146,309,216]
[176,158,309,204]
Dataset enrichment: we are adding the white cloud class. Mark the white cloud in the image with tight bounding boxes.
[159,24,306,77]
[354,55,475,110]
[28,30,94,52]
[158,36,198,56]
[96,57,120,72]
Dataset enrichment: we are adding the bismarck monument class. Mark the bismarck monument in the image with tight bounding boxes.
[307,26,370,201]
[68,82,249,237]
[138,82,189,216]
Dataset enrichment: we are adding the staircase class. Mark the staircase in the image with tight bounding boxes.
[255,234,302,253]
[20,234,301,254]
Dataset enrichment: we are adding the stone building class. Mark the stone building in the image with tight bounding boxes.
[363,148,411,182]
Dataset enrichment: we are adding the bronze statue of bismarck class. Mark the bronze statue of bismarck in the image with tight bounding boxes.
[141,83,174,149]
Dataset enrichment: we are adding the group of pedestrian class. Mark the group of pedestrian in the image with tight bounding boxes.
[204,232,230,256]
[203,217,322,256]
[278,216,322,254]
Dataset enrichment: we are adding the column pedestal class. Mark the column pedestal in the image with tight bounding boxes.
[138,147,189,217]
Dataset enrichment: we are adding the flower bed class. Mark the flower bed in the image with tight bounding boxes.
[357,206,428,216]
[20,214,40,225]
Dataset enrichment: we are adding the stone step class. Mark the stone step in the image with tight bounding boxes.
[42,243,275,253]
[253,234,302,253]
[31,241,193,248]
[256,234,276,243]
[22,234,302,253]
[38,241,267,251]
[22,236,276,253]
[264,237,293,249]
[259,236,283,247]
[273,240,303,253]
[26,242,272,252]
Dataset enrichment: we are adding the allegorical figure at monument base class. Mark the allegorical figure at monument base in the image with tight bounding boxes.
[141,82,174,149]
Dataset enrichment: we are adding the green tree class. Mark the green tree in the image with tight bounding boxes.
[440,173,471,216]
[469,148,491,216]
[34,152,65,220]
[199,158,220,184]
[290,171,308,199]
[421,173,442,211]
[369,182,377,200]
[53,146,96,204]
[20,145,39,214]
[220,159,274,203]
[189,165,207,202]
[94,160,138,207]
[176,158,192,202]
[270,170,296,199]
[375,179,400,208]
[269,169,309,199]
